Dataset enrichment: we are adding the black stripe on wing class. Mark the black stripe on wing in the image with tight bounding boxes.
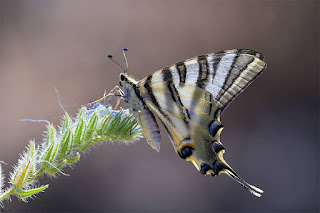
[215,49,264,61]
[162,68,191,125]
[176,61,187,85]
[216,50,240,100]
[196,55,210,89]
[143,75,175,126]
[215,50,266,111]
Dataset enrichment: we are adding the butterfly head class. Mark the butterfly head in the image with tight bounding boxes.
[119,73,141,103]
[119,73,139,87]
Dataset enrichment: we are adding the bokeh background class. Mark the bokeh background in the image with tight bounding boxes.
[0,0,318,212]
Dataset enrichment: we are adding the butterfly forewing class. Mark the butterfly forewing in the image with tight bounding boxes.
[141,49,266,111]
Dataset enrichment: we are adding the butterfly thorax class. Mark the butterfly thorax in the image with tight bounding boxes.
[119,72,162,152]
[119,73,141,112]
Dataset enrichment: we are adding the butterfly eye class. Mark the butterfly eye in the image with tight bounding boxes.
[178,146,194,159]
[120,74,125,81]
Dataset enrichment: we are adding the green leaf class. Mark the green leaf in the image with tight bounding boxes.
[46,125,57,147]
[27,140,37,174]
[79,140,92,152]
[47,160,67,175]
[17,184,49,199]
[14,161,31,189]
[84,112,98,141]
[61,113,73,135]
[73,117,86,148]
[103,112,121,137]
[77,107,86,120]
[41,127,59,170]
[66,152,80,164]
[58,129,73,158]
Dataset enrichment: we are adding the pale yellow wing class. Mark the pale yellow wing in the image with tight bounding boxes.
[139,49,266,112]
[139,81,263,197]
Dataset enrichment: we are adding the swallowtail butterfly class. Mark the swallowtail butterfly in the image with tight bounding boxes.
[118,49,266,197]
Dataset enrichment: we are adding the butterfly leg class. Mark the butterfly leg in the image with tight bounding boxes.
[103,96,124,125]
[86,85,123,107]
[130,110,141,135]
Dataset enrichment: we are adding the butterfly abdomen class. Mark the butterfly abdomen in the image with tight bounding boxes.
[119,73,162,152]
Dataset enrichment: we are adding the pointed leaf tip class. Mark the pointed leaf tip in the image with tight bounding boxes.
[18,184,49,199]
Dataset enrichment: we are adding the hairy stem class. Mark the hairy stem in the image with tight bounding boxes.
[0,103,143,205]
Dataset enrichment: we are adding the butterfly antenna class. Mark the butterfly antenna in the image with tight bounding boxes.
[107,55,126,73]
[122,48,128,73]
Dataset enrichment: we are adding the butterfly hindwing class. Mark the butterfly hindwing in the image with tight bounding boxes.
[140,79,263,196]
[140,80,190,148]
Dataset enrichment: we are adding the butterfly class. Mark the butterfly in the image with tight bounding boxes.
[118,49,266,197]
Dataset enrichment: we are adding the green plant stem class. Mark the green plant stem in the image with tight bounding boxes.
[0,104,143,205]
[0,188,14,201]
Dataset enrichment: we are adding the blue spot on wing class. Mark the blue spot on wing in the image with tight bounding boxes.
[209,122,223,136]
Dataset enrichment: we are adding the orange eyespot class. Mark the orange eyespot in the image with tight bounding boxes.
[178,143,195,159]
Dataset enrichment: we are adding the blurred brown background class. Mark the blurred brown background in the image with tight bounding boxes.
[0,0,318,212]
